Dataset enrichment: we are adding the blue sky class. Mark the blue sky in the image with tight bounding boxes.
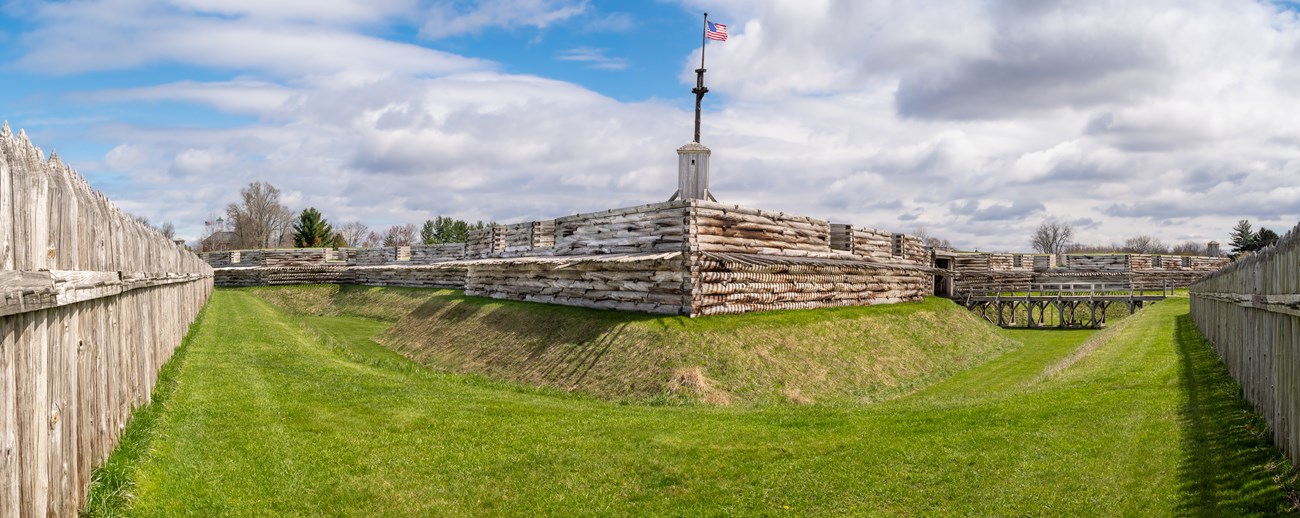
[2,0,1300,250]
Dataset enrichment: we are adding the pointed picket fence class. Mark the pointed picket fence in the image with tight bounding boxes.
[0,123,213,517]
[1190,222,1300,468]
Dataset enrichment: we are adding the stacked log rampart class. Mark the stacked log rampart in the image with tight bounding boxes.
[693,253,928,316]
[1062,254,1129,272]
[554,202,690,255]
[1,125,213,516]
[828,225,927,266]
[409,244,467,264]
[691,201,829,256]
[260,249,329,267]
[465,253,688,314]
[350,248,395,266]
[207,200,937,316]
[952,252,1229,293]
[465,225,505,258]
[1190,223,1300,468]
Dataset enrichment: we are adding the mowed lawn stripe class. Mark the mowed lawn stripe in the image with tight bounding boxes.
[95,290,1296,516]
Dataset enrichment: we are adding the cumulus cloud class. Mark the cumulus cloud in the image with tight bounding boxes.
[9,0,1300,250]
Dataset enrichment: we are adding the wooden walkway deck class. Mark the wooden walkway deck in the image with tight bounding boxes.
[958,283,1171,328]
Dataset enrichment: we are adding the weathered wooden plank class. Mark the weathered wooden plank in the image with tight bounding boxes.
[0,314,17,517]
[46,308,68,517]
[17,309,50,517]
[0,145,12,271]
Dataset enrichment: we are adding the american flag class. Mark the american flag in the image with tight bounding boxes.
[706,21,727,41]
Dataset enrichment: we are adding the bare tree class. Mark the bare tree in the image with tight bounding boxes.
[381,224,418,247]
[339,221,369,247]
[226,181,294,249]
[362,230,382,248]
[1122,235,1168,254]
[911,227,952,249]
[1170,241,1205,256]
[158,221,176,240]
[1030,218,1074,254]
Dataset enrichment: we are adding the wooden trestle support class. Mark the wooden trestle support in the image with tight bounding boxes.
[959,283,1169,329]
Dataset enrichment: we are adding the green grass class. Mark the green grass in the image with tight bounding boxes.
[372,288,1020,405]
[85,289,1299,516]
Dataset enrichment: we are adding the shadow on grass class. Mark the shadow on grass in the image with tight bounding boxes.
[387,293,669,394]
[1174,313,1299,515]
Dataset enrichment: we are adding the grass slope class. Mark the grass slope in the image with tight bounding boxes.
[87,289,1298,516]
[364,288,1020,405]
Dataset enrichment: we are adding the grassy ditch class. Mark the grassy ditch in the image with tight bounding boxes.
[372,289,1020,405]
[85,287,1298,516]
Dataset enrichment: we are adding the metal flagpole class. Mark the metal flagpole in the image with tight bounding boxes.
[700,12,708,70]
[692,13,709,143]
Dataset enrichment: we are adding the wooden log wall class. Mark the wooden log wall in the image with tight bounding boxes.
[260,249,328,268]
[237,250,261,266]
[1063,254,1129,272]
[207,200,952,317]
[693,253,929,316]
[202,251,234,268]
[465,226,502,258]
[409,244,467,264]
[464,253,688,314]
[850,227,893,262]
[213,266,351,287]
[953,254,991,273]
[501,222,534,254]
[1130,254,1230,272]
[349,248,395,266]
[953,271,1037,292]
[1187,256,1232,270]
[530,220,557,250]
[1190,222,1300,468]
[691,201,830,256]
[996,253,1038,271]
[350,265,467,289]
[1,124,213,516]
[554,202,690,256]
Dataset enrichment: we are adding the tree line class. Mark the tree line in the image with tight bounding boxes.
[1030,217,1279,257]
[199,181,491,251]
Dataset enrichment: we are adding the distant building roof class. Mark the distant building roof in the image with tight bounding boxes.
[203,231,236,251]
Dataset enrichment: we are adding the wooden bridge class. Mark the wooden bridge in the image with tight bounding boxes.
[958,282,1172,328]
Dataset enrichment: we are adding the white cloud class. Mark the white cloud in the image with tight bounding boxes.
[16,1,489,79]
[556,47,627,70]
[12,0,1300,250]
[420,0,588,39]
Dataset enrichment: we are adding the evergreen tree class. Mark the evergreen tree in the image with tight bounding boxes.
[291,207,334,248]
[1254,227,1280,250]
[1229,219,1255,254]
[330,232,347,248]
[420,219,437,245]
[422,215,481,244]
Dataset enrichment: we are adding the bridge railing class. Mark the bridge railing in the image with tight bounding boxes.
[959,282,1172,299]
